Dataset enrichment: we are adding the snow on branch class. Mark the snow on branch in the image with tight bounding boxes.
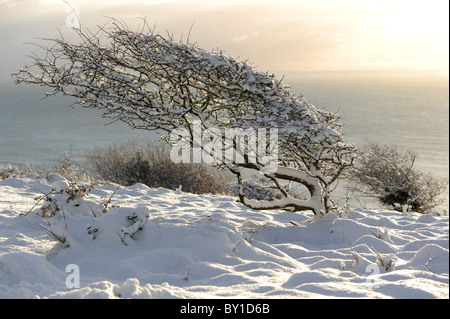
[13,18,356,216]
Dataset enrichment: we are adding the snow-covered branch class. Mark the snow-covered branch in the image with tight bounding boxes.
[13,18,356,216]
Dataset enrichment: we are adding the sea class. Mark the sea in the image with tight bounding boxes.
[0,71,448,212]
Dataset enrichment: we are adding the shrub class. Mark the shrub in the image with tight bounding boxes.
[0,164,28,180]
[51,151,92,182]
[85,140,232,195]
[0,152,92,183]
[348,143,447,213]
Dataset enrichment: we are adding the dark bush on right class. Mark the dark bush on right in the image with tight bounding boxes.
[348,143,447,214]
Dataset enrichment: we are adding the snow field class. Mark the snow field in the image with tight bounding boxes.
[0,174,448,298]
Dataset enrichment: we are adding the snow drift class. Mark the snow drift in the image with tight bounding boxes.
[0,174,448,298]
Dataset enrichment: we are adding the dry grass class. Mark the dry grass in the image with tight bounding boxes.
[85,140,232,195]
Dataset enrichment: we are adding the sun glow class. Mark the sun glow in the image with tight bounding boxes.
[1,0,448,73]
[370,1,448,36]
[365,0,449,72]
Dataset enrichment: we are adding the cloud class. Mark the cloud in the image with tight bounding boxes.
[1,0,448,76]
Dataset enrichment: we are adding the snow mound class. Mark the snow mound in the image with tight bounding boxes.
[0,175,448,298]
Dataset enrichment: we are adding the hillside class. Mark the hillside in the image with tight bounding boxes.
[0,173,448,299]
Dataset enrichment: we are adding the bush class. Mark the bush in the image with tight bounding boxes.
[1,152,92,183]
[85,140,232,195]
[51,151,92,182]
[348,143,447,213]
[0,164,28,180]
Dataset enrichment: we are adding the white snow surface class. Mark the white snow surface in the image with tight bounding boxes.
[0,174,448,299]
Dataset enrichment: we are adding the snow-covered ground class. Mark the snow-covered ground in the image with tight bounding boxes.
[0,173,448,299]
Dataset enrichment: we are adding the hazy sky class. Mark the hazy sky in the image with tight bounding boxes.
[0,0,448,78]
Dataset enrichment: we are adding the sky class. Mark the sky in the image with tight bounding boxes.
[0,0,448,79]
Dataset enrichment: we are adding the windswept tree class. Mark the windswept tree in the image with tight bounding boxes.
[13,19,355,217]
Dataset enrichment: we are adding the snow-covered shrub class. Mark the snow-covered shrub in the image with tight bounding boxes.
[28,179,150,249]
[118,211,149,245]
[371,248,396,272]
[39,220,71,248]
[348,143,447,213]
[6,153,92,183]
[51,151,91,182]
[85,141,231,195]
[29,179,95,218]
[0,164,30,180]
